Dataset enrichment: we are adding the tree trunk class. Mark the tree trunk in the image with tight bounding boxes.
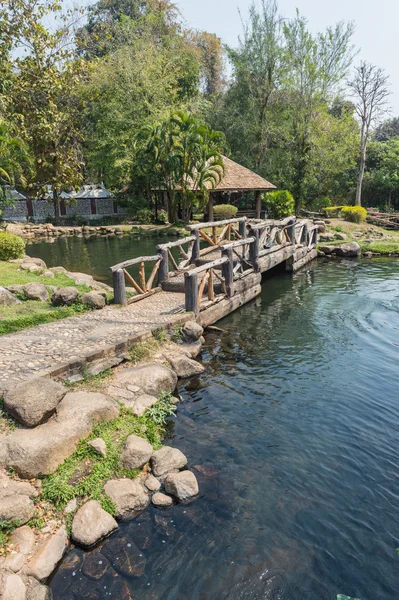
[207,194,214,222]
[255,191,262,219]
[388,189,392,211]
[53,189,59,224]
[355,148,366,206]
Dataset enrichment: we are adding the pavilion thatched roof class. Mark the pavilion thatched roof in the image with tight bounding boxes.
[213,156,276,192]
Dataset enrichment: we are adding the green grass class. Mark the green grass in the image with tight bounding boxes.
[359,241,399,255]
[41,395,176,514]
[0,261,91,291]
[0,300,90,335]
[0,398,18,432]
[0,260,99,335]
[129,338,160,363]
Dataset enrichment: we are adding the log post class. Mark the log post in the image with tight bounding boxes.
[287,218,296,245]
[301,222,309,246]
[185,271,199,315]
[239,219,246,238]
[255,191,262,219]
[249,228,260,272]
[222,247,234,298]
[158,248,169,286]
[113,269,127,306]
[191,230,200,264]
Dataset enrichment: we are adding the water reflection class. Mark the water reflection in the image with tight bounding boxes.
[51,258,399,599]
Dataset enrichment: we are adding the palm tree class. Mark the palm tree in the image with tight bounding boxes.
[141,111,226,223]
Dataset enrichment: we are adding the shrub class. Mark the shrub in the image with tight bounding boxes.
[262,190,295,219]
[341,206,367,223]
[157,210,168,224]
[309,197,331,211]
[0,232,25,261]
[213,204,238,220]
[325,206,344,218]
[137,208,154,224]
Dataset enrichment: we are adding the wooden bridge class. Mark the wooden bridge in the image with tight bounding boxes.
[109,216,318,327]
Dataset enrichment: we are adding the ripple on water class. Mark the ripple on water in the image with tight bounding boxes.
[51,258,399,600]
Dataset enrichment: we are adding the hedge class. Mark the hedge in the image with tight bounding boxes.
[341,206,367,223]
[0,232,26,261]
[213,204,238,220]
[262,190,295,219]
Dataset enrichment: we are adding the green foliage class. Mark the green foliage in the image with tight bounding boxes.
[157,210,168,224]
[213,204,238,220]
[129,339,159,363]
[325,206,344,217]
[0,398,18,432]
[341,206,367,223]
[262,190,295,218]
[335,225,344,232]
[309,197,331,211]
[146,392,176,426]
[139,110,226,223]
[41,399,173,512]
[137,208,154,224]
[0,519,20,550]
[0,232,25,260]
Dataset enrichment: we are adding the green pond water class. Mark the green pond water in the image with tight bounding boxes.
[26,236,399,600]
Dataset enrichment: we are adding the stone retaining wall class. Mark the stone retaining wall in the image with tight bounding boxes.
[2,199,128,222]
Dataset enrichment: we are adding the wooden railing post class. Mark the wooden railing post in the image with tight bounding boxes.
[301,222,309,246]
[287,218,296,245]
[113,269,127,306]
[238,219,246,239]
[222,247,234,298]
[158,248,169,285]
[184,271,199,315]
[313,227,318,247]
[249,228,260,272]
[191,230,200,264]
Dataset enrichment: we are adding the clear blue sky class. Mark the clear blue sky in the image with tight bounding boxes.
[178,0,399,115]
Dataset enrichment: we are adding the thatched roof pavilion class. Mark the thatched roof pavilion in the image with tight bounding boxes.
[206,156,275,220]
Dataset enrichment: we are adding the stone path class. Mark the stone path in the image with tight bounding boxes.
[0,292,186,392]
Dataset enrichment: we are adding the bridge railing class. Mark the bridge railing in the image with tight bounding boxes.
[109,254,162,305]
[157,236,196,284]
[184,257,230,315]
[186,217,247,260]
[295,220,318,248]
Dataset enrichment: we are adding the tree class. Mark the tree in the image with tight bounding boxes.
[140,111,226,223]
[364,139,399,209]
[0,119,32,208]
[192,31,225,97]
[2,0,86,218]
[374,117,399,142]
[349,61,391,206]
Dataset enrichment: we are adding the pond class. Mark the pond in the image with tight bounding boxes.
[49,254,399,600]
[26,233,177,285]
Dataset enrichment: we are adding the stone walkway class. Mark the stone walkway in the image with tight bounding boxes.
[0,292,186,392]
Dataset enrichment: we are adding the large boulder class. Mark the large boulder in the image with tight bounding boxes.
[3,392,119,478]
[22,283,49,302]
[181,321,204,343]
[0,475,37,525]
[51,287,78,306]
[319,232,335,242]
[1,573,26,600]
[22,256,47,269]
[0,286,21,306]
[120,434,153,470]
[81,291,106,309]
[4,378,67,427]
[104,479,150,521]
[152,492,173,507]
[3,551,25,573]
[0,494,35,525]
[167,354,205,378]
[334,232,347,240]
[318,245,336,255]
[150,446,187,477]
[26,581,51,600]
[111,364,177,397]
[10,526,35,555]
[25,527,67,582]
[164,471,199,501]
[334,242,361,257]
[71,500,118,548]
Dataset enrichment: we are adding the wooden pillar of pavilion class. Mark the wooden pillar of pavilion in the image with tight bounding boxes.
[207,192,214,222]
[255,190,262,219]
